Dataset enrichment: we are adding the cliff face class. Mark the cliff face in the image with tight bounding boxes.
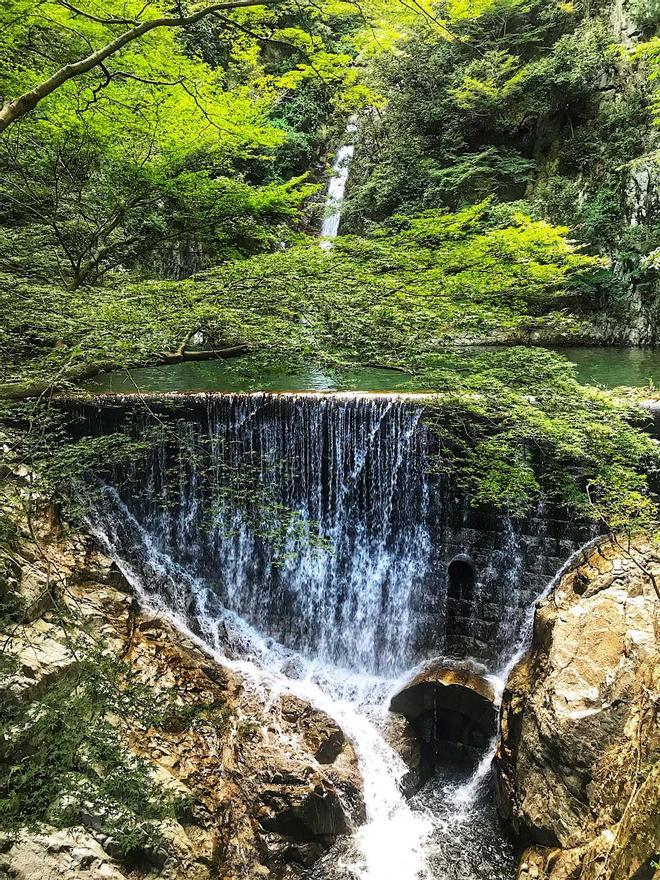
[0,498,363,880]
[495,538,660,880]
[592,0,660,345]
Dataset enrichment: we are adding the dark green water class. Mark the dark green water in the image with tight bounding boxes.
[83,362,421,394]
[83,347,660,394]
[554,347,660,389]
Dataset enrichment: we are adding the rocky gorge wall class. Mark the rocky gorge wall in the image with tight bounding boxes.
[495,537,660,880]
[554,0,660,346]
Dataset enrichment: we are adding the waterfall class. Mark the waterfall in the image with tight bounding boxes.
[88,497,435,879]
[320,120,357,248]
[73,393,583,676]
[71,391,588,880]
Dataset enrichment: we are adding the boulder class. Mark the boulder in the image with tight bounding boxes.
[495,538,660,880]
[379,712,424,797]
[389,663,497,778]
[0,502,364,880]
[279,694,347,765]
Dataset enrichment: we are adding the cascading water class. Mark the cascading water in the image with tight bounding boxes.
[100,394,432,674]
[320,120,357,248]
[74,391,587,880]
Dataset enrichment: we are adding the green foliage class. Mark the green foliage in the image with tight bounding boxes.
[343,0,611,224]
[0,511,19,548]
[3,197,657,534]
[634,36,660,128]
[0,0,386,283]
[341,0,659,347]
[0,91,316,287]
[419,347,660,527]
[0,201,597,392]
[0,644,210,859]
[629,0,660,30]
[0,0,658,539]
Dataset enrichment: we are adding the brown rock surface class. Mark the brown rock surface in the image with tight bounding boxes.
[495,538,660,880]
[0,501,364,880]
[379,712,424,797]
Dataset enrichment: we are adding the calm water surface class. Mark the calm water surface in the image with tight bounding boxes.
[555,347,660,388]
[84,347,660,394]
[84,362,421,393]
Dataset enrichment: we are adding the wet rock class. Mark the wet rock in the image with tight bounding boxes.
[495,538,660,880]
[1,503,364,880]
[257,776,349,839]
[379,713,423,797]
[279,694,346,764]
[390,663,497,777]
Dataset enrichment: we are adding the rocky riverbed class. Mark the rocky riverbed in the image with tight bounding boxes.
[0,498,364,880]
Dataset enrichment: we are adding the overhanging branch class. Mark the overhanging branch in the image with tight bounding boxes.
[0,0,279,134]
[0,344,253,400]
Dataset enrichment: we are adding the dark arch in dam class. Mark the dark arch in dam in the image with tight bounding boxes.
[447,554,476,603]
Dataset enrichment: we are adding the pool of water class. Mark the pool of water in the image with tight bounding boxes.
[83,347,660,394]
[83,362,421,394]
[553,347,660,388]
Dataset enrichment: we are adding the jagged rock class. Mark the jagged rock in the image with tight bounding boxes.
[390,663,497,777]
[0,504,364,880]
[495,538,660,880]
[0,828,127,880]
[279,695,347,765]
[257,776,349,839]
[379,712,423,797]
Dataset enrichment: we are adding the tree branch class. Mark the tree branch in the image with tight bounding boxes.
[0,344,254,401]
[0,0,279,134]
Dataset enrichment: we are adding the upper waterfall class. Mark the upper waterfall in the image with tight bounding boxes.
[320,119,358,248]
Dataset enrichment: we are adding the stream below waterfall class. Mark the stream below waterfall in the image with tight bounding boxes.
[88,502,517,880]
[73,392,584,880]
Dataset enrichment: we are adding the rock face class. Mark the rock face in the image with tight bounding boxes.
[495,538,660,880]
[0,499,363,880]
[390,663,497,779]
[379,713,424,797]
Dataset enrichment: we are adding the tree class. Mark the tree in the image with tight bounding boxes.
[0,0,279,134]
[0,120,315,288]
[0,0,352,286]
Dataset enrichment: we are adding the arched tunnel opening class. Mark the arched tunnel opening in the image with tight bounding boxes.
[389,665,497,783]
[447,554,476,603]
[445,554,478,655]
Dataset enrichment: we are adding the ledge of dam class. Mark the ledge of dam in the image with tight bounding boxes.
[61,391,592,672]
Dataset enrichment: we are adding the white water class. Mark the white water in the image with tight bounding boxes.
[88,394,544,675]
[88,498,434,880]
[77,393,587,880]
[320,120,358,248]
[87,486,520,880]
